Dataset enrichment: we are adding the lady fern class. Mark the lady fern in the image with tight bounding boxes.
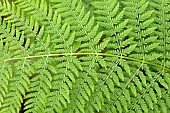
[0,0,170,113]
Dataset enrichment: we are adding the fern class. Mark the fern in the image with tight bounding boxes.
[0,0,170,113]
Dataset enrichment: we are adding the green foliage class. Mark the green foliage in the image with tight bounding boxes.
[0,0,170,113]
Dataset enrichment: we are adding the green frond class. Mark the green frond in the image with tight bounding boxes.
[50,0,95,38]
[0,0,170,113]
[149,0,170,67]
[13,0,48,25]
[91,0,129,36]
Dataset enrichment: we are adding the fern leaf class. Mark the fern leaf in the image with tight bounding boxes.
[140,99,148,113]
[0,0,170,112]
[145,94,154,110]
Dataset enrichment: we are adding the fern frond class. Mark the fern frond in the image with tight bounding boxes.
[50,0,99,51]
[0,25,33,113]
[149,0,170,68]
[91,0,130,37]
[0,0,170,113]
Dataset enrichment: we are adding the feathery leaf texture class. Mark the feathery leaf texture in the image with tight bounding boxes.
[0,0,170,113]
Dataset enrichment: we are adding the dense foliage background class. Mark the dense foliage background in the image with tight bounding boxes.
[0,0,170,113]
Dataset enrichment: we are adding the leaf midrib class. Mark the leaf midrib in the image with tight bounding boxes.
[2,52,170,72]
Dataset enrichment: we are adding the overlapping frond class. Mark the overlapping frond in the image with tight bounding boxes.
[0,17,34,113]
[0,0,170,113]
[50,0,95,38]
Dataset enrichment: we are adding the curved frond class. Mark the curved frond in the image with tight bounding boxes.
[0,0,170,113]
